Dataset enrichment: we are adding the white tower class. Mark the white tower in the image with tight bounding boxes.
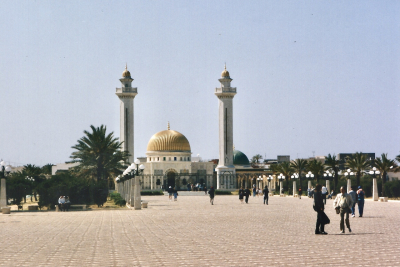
[116,65,137,163]
[215,65,236,189]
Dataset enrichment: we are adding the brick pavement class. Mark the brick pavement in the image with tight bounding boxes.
[0,195,399,266]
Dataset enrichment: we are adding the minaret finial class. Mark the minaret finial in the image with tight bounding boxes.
[224,62,226,70]
[168,121,170,130]
[125,63,127,70]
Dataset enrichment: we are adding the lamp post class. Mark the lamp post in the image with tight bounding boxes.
[278,173,285,196]
[267,175,273,190]
[291,173,299,197]
[305,171,314,191]
[323,170,333,194]
[0,160,11,207]
[369,167,381,201]
[25,176,35,202]
[257,176,263,190]
[344,168,353,193]
[116,159,145,210]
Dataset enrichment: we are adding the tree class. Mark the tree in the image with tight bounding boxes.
[307,159,324,183]
[22,164,42,202]
[252,154,263,164]
[69,125,130,182]
[345,152,371,187]
[6,172,32,206]
[324,154,340,192]
[277,161,294,191]
[374,153,398,197]
[290,158,308,191]
[41,163,54,176]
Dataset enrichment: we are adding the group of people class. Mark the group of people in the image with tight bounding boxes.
[314,185,366,235]
[167,186,179,201]
[238,186,270,205]
[58,196,71,211]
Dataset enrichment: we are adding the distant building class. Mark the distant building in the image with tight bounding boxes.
[277,155,290,163]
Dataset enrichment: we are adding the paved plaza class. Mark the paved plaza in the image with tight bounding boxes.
[1,195,399,266]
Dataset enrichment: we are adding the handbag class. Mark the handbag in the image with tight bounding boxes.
[321,211,330,225]
[335,206,340,214]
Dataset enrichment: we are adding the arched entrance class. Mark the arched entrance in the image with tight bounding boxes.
[166,169,178,188]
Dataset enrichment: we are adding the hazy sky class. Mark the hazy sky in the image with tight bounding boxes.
[0,1,399,167]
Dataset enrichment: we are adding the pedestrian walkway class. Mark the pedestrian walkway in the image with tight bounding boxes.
[0,195,399,266]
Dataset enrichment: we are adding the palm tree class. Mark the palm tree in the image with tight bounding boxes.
[22,164,42,202]
[324,154,340,192]
[307,159,324,183]
[277,161,294,192]
[345,152,370,187]
[252,154,263,164]
[290,158,308,191]
[69,125,130,182]
[396,154,400,164]
[374,153,398,197]
[41,164,54,176]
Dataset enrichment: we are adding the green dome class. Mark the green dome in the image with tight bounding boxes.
[233,150,250,165]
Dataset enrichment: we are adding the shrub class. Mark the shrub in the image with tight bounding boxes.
[384,180,400,198]
[110,192,126,206]
[141,190,164,196]
[215,190,232,195]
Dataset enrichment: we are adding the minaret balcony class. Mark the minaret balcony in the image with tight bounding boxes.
[116,87,138,94]
[215,87,237,94]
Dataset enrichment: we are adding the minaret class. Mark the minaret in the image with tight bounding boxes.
[215,64,236,189]
[116,64,137,163]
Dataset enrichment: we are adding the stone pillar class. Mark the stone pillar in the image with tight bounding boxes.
[150,175,153,190]
[326,180,330,195]
[308,180,311,190]
[134,176,141,210]
[279,181,283,195]
[373,178,378,201]
[293,181,297,197]
[130,179,135,206]
[0,178,7,207]
[347,179,351,193]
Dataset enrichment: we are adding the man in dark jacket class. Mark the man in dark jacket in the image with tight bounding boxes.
[314,184,328,235]
[208,186,215,205]
[262,185,269,205]
[244,188,251,204]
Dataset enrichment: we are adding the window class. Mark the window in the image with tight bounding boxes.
[157,157,160,161]
[125,84,128,87]
[163,157,166,161]
[169,157,171,161]
[180,157,182,161]
[174,157,177,161]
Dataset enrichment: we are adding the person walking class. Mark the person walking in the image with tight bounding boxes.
[252,186,257,197]
[357,186,365,217]
[333,186,353,234]
[244,187,251,204]
[204,185,207,195]
[321,185,328,204]
[238,187,244,204]
[173,187,178,201]
[208,186,215,205]
[167,186,173,201]
[262,185,269,205]
[298,187,302,199]
[348,187,357,218]
[314,184,328,234]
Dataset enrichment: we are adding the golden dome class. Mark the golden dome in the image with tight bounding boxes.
[147,130,191,152]
[122,64,131,78]
[221,64,230,78]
